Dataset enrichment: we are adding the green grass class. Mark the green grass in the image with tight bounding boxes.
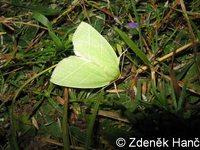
[0,0,200,149]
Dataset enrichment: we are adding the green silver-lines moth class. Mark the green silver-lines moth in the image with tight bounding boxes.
[50,22,120,88]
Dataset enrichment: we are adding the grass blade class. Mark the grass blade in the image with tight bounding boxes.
[85,98,100,149]
[177,80,188,111]
[62,88,70,150]
[131,0,143,51]
[32,12,64,50]
[114,28,151,66]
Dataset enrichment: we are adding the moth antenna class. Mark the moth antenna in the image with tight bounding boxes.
[119,49,127,73]
[114,82,120,98]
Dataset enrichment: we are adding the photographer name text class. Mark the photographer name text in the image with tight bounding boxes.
[116,137,200,148]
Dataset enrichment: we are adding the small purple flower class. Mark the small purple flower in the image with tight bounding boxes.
[126,22,137,29]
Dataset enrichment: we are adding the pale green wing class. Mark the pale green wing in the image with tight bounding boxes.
[73,22,120,78]
[51,22,120,88]
[50,56,116,88]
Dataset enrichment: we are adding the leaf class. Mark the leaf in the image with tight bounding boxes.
[32,12,52,29]
[9,2,59,16]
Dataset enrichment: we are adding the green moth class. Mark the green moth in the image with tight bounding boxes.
[50,22,120,88]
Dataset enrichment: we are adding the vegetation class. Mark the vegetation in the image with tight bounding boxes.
[0,0,200,149]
